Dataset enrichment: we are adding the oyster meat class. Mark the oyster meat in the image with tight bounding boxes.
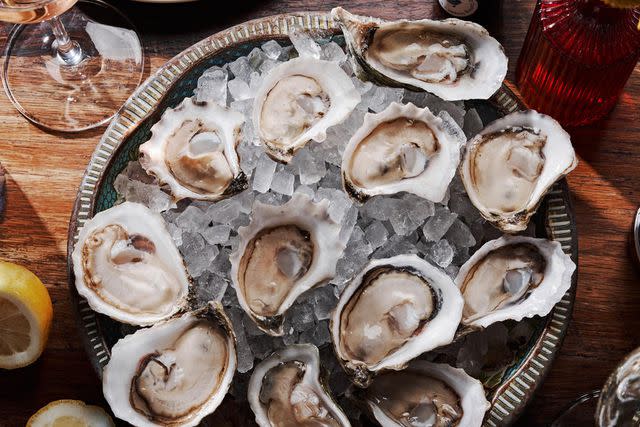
[139,96,247,202]
[103,303,236,427]
[71,202,190,326]
[248,344,351,427]
[456,235,576,329]
[330,254,463,387]
[352,360,489,427]
[342,102,463,202]
[332,7,507,101]
[253,57,360,163]
[460,110,577,232]
[230,193,346,336]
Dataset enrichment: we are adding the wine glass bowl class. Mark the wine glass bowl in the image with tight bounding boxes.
[0,0,144,132]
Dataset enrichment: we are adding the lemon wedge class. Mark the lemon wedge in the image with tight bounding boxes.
[27,400,115,427]
[0,260,53,369]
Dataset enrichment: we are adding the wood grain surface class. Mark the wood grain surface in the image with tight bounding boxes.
[0,0,638,426]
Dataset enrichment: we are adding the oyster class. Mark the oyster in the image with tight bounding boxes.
[342,102,463,202]
[248,344,351,427]
[460,110,577,232]
[103,303,236,427]
[456,235,575,329]
[252,56,360,163]
[332,7,507,101]
[230,193,346,336]
[330,254,463,387]
[71,202,190,326]
[139,96,247,202]
[352,360,489,427]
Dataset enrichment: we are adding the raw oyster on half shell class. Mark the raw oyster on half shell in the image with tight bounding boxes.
[139,96,247,202]
[330,254,463,387]
[253,56,360,163]
[71,202,190,326]
[230,193,346,336]
[460,110,577,232]
[102,303,236,427]
[332,7,507,101]
[341,102,463,202]
[351,360,489,427]
[248,344,351,427]
[456,235,575,329]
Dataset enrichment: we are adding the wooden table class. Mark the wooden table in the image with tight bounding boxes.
[0,0,638,425]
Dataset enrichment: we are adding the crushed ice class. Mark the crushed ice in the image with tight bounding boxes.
[115,33,537,406]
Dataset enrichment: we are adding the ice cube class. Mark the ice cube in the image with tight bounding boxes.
[195,271,228,303]
[247,47,266,71]
[289,27,321,59]
[422,205,458,242]
[201,224,231,245]
[228,78,251,101]
[364,220,389,249]
[445,219,477,248]
[363,196,402,221]
[294,148,327,185]
[311,286,338,321]
[321,41,347,63]
[427,239,454,268]
[338,205,359,244]
[438,110,467,147]
[195,66,228,105]
[252,155,278,193]
[229,56,252,82]
[261,39,283,60]
[293,185,316,199]
[207,199,241,225]
[175,205,209,232]
[463,108,484,139]
[270,171,295,196]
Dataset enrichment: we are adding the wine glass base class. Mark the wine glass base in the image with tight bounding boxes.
[2,0,144,132]
[550,390,600,427]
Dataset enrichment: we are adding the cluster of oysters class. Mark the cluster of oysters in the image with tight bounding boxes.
[71,8,578,427]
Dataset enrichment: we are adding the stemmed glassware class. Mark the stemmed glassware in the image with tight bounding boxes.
[0,0,144,131]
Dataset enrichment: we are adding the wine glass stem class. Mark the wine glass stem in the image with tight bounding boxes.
[48,15,83,66]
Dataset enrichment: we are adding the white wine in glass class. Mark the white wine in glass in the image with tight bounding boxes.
[0,0,144,131]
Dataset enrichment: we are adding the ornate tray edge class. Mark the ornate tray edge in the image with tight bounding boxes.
[65,11,579,427]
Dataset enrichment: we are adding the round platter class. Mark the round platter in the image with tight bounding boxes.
[66,11,578,427]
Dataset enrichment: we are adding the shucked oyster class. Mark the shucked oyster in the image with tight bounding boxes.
[71,202,190,326]
[332,7,507,101]
[230,193,346,336]
[330,254,463,387]
[103,303,236,427]
[248,344,351,427]
[456,235,575,329]
[139,96,247,202]
[351,360,489,427]
[460,110,577,232]
[341,102,463,203]
[253,57,360,163]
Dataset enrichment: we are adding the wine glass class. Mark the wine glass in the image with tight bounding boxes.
[0,0,144,132]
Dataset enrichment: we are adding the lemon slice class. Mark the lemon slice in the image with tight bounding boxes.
[0,260,53,369]
[27,400,115,427]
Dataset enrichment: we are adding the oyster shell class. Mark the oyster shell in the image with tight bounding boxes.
[103,303,236,427]
[352,360,489,427]
[332,7,507,101]
[248,344,351,427]
[139,96,247,202]
[341,102,463,202]
[71,202,190,326]
[230,193,346,336]
[456,235,575,329]
[252,56,360,163]
[330,254,463,387]
[460,110,577,232]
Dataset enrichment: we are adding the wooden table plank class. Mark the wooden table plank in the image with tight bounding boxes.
[0,0,638,425]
